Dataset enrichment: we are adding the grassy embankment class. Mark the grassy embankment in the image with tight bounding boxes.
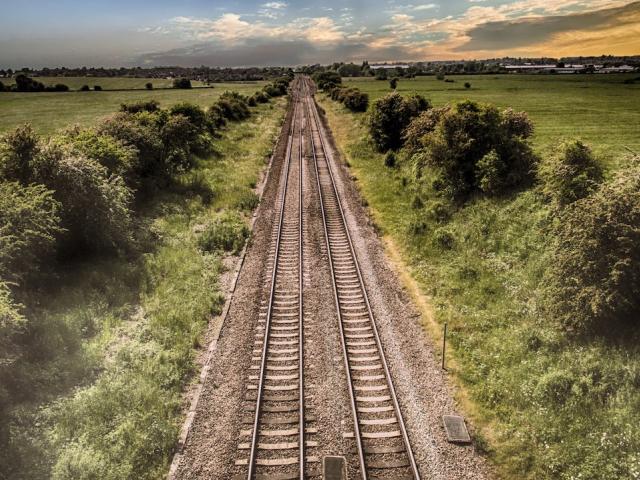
[0,80,265,134]
[319,74,640,479]
[3,93,286,479]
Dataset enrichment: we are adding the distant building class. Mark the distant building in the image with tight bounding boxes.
[370,64,411,70]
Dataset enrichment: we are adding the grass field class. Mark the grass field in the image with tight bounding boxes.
[0,81,267,134]
[345,74,640,164]
[1,98,286,479]
[3,76,206,90]
[319,74,640,480]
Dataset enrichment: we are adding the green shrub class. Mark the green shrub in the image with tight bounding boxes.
[98,112,164,178]
[403,106,450,156]
[389,77,399,89]
[198,212,249,254]
[206,104,227,131]
[545,161,640,333]
[419,100,537,199]
[235,190,260,211]
[64,128,137,178]
[172,78,192,89]
[79,85,90,92]
[169,103,208,133]
[342,89,369,112]
[368,92,430,152]
[216,92,250,121]
[0,280,26,445]
[539,140,603,207]
[33,144,133,253]
[464,82,471,89]
[120,100,160,114]
[0,124,40,184]
[0,182,62,282]
[312,71,341,90]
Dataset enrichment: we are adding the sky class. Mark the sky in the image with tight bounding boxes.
[1,0,639,68]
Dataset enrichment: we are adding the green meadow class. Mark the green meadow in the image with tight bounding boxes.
[320,73,640,480]
[0,80,266,134]
[345,74,640,164]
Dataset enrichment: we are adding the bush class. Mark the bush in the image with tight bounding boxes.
[341,89,369,112]
[169,103,208,133]
[539,140,603,207]
[0,182,62,282]
[120,100,160,114]
[312,71,341,90]
[216,91,250,121]
[80,85,90,92]
[368,92,430,152]
[64,128,137,178]
[51,84,70,92]
[98,112,164,179]
[403,106,450,155]
[206,104,227,131]
[389,77,399,89]
[544,161,640,333]
[464,82,471,89]
[0,124,40,184]
[32,144,133,253]
[247,96,257,107]
[173,78,192,89]
[145,82,153,90]
[254,91,270,104]
[93,86,102,91]
[418,100,537,199]
[198,212,249,254]
[14,74,45,92]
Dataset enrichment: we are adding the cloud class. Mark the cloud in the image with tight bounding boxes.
[165,14,345,46]
[135,39,418,67]
[262,2,287,8]
[455,1,640,51]
[413,4,438,10]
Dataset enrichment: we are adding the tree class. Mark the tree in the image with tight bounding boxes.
[368,92,430,152]
[389,77,399,89]
[337,63,362,78]
[312,71,341,90]
[374,68,388,81]
[94,85,102,91]
[145,82,153,90]
[173,78,192,89]
[416,100,537,199]
[80,85,90,91]
[464,82,471,89]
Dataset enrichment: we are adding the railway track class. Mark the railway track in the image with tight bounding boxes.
[237,80,317,480]
[302,77,420,480]
[237,76,420,479]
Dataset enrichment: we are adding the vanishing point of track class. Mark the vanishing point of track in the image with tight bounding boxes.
[238,76,420,479]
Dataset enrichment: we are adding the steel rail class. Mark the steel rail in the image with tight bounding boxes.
[305,76,421,480]
[297,81,305,480]
[247,85,305,479]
